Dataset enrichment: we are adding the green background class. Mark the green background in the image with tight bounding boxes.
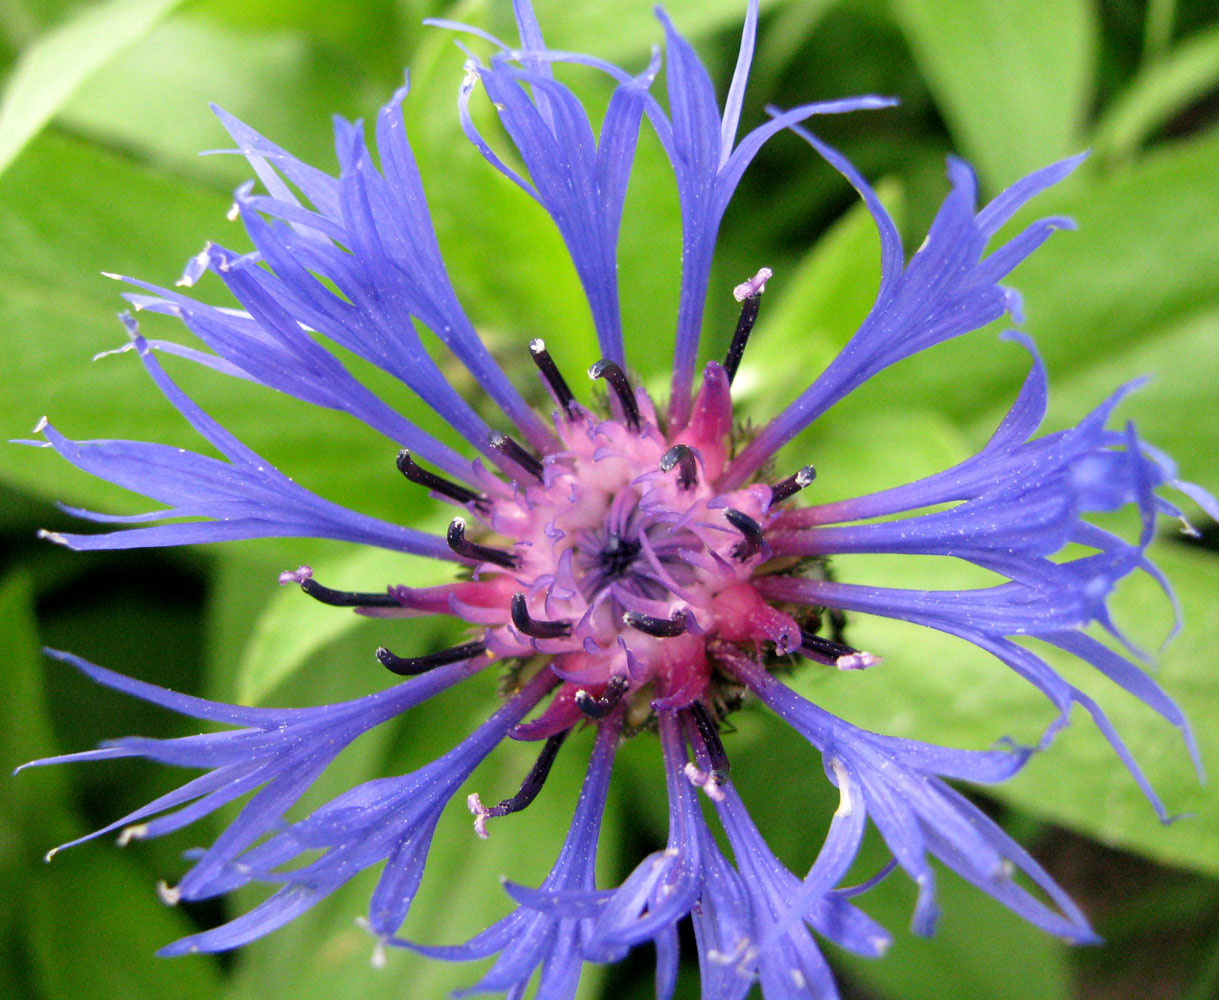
[1,1,1217,998]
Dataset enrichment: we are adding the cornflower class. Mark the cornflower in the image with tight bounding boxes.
[18,2,1216,998]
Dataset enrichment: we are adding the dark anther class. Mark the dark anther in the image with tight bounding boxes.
[447,518,518,569]
[689,701,731,782]
[622,609,689,638]
[770,465,816,504]
[723,297,763,385]
[510,593,573,639]
[474,731,568,829]
[529,339,577,415]
[723,508,764,561]
[396,450,487,510]
[297,577,402,608]
[660,444,698,490]
[489,431,545,481]
[377,640,487,676]
[575,674,630,719]
[799,628,859,663]
[588,359,641,430]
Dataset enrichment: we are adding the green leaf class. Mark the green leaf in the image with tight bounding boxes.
[27,850,225,1000]
[996,542,1219,875]
[1092,23,1219,166]
[56,15,383,189]
[803,539,1219,876]
[0,574,225,999]
[0,572,74,947]
[889,0,1097,191]
[1033,307,1219,513]
[0,0,186,175]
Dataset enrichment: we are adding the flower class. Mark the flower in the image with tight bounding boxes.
[18,1,1216,997]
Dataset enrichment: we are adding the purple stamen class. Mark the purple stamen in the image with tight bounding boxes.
[529,339,577,415]
[723,267,772,384]
[396,450,487,510]
[688,701,731,782]
[489,431,545,481]
[724,508,764,561]
[510,593,573,639]
[770,465,816,504]
[798,629,878,671]
[660,444,698,490]
[588,359,641,430]
[447,518,518,568]
[575,674,630,719]
[295,577,402,608]
[623,609,689,637]
[468,730,568,838]
[376,640,488,676]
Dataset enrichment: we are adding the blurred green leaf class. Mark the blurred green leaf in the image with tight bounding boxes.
[57,15,382,189]
[0,574,225,999]
[997,542,1219,875]
[1093,23,1219,165]
[0,0,186,175]
[0,571,74,948]
[28,849,225,1000]
[889,0,1097,191]
[0,130,233,510]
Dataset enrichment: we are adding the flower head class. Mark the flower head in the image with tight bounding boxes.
[19,2,1216,998]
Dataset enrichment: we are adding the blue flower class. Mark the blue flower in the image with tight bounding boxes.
[19,1,1216,998]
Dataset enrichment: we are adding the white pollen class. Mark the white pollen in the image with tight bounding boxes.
[117,823,148,846]
[156,881,181,905]
[732,265,773,301]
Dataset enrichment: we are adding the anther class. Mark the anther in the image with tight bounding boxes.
[770,465,816,504]
[799,629,879,671]
[296,578,403,608]
[723,508,764,561]
[447,518,518,569]
[489,431,545,481]
[575,674,630,719]
[723,266,772,384]
[622,609,689,638]
[377,640,487,676]
[396,450,487,510]
[468,731,568,838]
[660,444,698,490]
[510,593,573,639]
[529,339,577,415]
[588,359,641,430]
[688,701,731,782]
